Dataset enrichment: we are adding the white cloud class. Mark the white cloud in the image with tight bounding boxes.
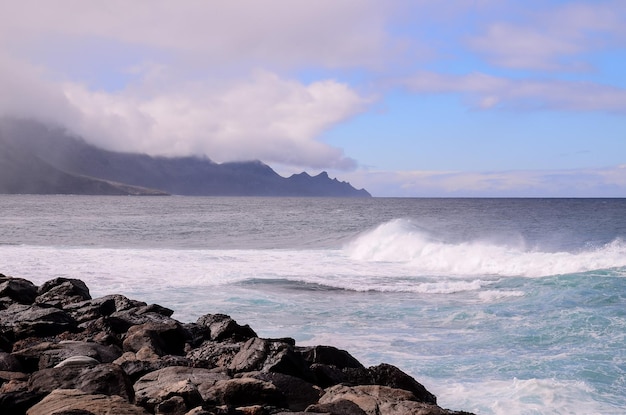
[63,70,368,168]
[341,166,626,197]
[0,1,387,169]
[0,0,397,70]
[403,72,626,113]
[467,1,626,71]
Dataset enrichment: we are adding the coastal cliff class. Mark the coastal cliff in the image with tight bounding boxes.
[0,274,473,415]
[0,119,370,197]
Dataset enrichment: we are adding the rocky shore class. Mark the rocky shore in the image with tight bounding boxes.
[0,274,475,415]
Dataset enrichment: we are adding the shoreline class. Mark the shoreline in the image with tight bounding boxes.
[0,273,475,415]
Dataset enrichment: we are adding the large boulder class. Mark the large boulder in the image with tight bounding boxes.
[228,337,310,379]
[28,363,135,401]
[0,304,77,340]
[297,345,364,369]
[35,278,91,307]
[244,371,323,411]
[123,321,187,357]
[133,366,229,412]
[195,314,257,342]
[310,363,437,405]
[186,340,244,369]
[25,388,150,415]
[307,384,454,415]
[204,377,286,408]
[0,277,38,305]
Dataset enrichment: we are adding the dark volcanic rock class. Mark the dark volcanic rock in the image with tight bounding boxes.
[26,389,150,415]
[0,304,77,340]
[36,278,91,307]
[0,118,371,197]
[196,313,257,342]
[134,366,229,412]
[229,337,310,379]
[0,277,38,305]
[12,339,122,371]
[297,345,364,369]
[0,275,474,415]
[123,321,187,357]
[28,363,134,401]
[244,372,323,411]
[205,378,287,408]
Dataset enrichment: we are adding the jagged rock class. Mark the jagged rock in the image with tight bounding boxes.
[229,337,310,379]
[25,388,150,415]
[307,384,450,415]
[0,277,38,305]
[108,307,179,335]
[0,275,475,415]
[186,340,244,369]
[28,363,135,401]
[308,363,437,405]
[114,352,191,382]
[65,294,140,324]
[35,278,91,307]
[196,314,257,342]
[297,345,364,369]
[134,366,229,412]
[205,377,286,408]
[0,304,77,340]
[243,372,323,411]
[123,321,187,357]
[369,363,437,405]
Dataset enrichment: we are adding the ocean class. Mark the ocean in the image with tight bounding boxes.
[1,195,625,414]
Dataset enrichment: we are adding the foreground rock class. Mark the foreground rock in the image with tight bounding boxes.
[0,274,474,415]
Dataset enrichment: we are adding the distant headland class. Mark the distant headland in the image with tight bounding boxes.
[0,118,370,197]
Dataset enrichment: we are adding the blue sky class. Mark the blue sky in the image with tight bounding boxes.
[0,1,625,196]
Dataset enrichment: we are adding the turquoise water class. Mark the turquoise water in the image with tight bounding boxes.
[1,196,625,414]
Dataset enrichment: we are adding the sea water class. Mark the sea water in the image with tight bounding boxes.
[1,196,625,414]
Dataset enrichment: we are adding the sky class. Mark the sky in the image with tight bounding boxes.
[0,0,625,197]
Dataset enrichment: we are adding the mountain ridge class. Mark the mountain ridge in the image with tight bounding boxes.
[0,118,370,197]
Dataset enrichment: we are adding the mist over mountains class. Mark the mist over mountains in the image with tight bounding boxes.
[0,118,370,197]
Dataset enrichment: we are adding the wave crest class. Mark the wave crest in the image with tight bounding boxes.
[345,219,626,277]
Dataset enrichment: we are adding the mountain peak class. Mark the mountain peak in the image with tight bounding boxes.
[0,118,371,197]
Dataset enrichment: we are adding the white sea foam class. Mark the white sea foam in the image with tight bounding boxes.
[433,377,620,415]
[345,219,626,277]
